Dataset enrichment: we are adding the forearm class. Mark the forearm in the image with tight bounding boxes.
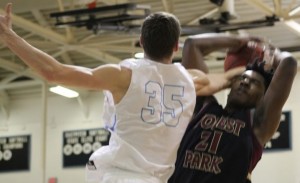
[190,67,244,96]
[182,33,245,71]
[186,33,243,56]
[269,52,297,105]
[255,52,297,145]
[1,29,62,81]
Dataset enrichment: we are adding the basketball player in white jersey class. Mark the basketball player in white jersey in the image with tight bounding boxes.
[0,3,245,182]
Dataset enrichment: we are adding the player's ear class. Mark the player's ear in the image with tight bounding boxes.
[139,36,143,48]
[174,41,179,52]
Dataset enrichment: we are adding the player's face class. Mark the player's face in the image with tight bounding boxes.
[228,70,265,108]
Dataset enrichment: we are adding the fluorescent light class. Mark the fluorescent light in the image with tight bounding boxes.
[289,6,300,16]
[134,52,144,58]
[285,20,300,34]
[49,85,79,98]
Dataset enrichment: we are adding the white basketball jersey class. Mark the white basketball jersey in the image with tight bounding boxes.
[86,58,196,182]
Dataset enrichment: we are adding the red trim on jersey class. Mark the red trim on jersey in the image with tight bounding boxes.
[249,128,263,172]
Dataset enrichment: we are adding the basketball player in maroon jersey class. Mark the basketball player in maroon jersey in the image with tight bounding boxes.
[169,34,297,183]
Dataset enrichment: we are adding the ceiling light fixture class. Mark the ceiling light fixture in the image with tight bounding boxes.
[285,20,300,34]
[289,6,300,16]
[134,52,144,58]
[284,6,300,35]
[49,86,79,98]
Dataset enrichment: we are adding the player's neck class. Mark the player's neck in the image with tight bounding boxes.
[224,107,237,115]
[144,55,172,64]
[225,104,251,113]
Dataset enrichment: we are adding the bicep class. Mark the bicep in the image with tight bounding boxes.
[53,64,124,91]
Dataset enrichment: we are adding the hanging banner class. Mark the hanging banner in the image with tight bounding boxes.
[264,111,292,151]
[0,135,31,172]
[63,128,110,167]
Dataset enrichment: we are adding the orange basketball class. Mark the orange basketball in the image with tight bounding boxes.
[224,43,264,71]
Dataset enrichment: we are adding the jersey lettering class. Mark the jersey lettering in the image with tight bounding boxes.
[195,131,211,151]
[141,81,162,124]
[195,130,223,154]
[141,81,184,127]
[200,114,246,136]
[208,130,222,154]
[183,150,223,174]
[184,114,246,174]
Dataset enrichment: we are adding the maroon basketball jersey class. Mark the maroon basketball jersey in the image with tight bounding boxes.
[168,96,263,183]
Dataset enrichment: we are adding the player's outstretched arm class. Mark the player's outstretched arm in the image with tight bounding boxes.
[188,66,244,96]
[0,3,126,91]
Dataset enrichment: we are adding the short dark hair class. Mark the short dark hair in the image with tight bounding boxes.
[141,12,181,61]
[246,60,274,91]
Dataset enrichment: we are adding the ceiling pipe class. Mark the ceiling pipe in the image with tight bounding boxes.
[0,90,10,122]
[220,0,237,19]
[0,80,42,90]
[41,81,48,183]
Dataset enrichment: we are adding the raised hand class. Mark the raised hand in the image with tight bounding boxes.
[0,3,12,35]
[225,35,262,53]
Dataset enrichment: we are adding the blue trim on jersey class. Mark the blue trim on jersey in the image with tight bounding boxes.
[140,80,185,127]
[163,84,184,127]
[141,81,163,124]
[105,114,117,131]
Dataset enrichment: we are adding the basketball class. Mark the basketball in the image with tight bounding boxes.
[224,43,265,71]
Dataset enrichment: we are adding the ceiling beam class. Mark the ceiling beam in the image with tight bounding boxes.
[0,58,26,73]
[1,73,27,84]
[284,20,300,36]
[0,90,9,97]
[31,9,49,28]
[80,36,138,45]
[25,40,61,50]
[0,58,40,80]
[0,8,68,44]
[88,45,142,53]
[0,104,9,121]
[243,0,274,16]
[100,0,129,5]
[287,0,297,12]
[56,0,75,42]
[0,91,9,106]
[0,80,42,90]
[186,8,219,25]
[273,0,282,15]
[75,47,121,64]
[61,53,74,65]
[162,0,172,13]
[243,0,300,37]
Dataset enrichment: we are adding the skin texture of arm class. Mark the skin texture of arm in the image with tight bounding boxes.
[182,33,248,72]
[0,3,131,103]
[188,67,244,96]
[253,51,298,146]
[182,33,252,97]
